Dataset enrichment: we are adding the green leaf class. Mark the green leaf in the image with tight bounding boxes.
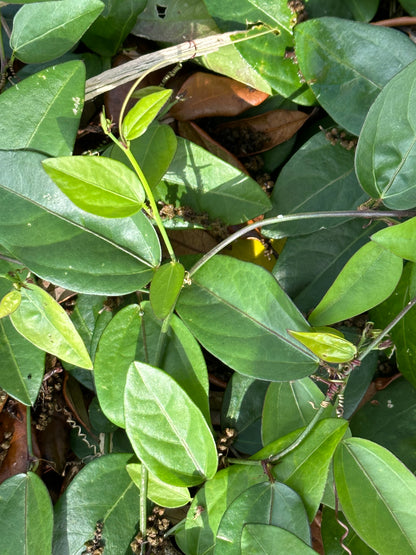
[288,329,357,363]
[241,524,317,555]
[10,283,92,369]
[348,0,380,21]
[42,156,145,218]
[350,377,416,470]
[309,242,403,326]
[215,481,311,554]
[263,132,367,239]
[105,123,177,190]
[371,262,416,388]
[150,261,185,319]
[122,88,172,141]
[176,256,319,381]
[94,304,142,427]
[321,506,377,555]
[356,60,416,208]
[262,378,332,445]
[127,463,191,508]
[53,454,141,555]
[175,464,267,555]
[159,137,271,225]
[0,150,160,295]
[371,217,416,261]
[0,289,21,318]
[82,0,146,56]
[295,17,416,134]
[400,0,416,15]
[334,437,416,554]
[10,0,104,63]
[125,361,217,486]
[0,472,53,555]
[0,61,85,157]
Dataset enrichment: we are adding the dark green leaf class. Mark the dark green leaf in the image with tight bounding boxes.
[347,0,379,21]
[400,0,416,15]
[82,0,146,56]
[0,61,85,157]
[0,150,160,295]
[295,17,416,134]
[0,472,53,555]
[263,132,367,239]
[177,256,319,381]
[122,88,172,141]
[356,60,416,208]
[53,454,141,555]
[241,524,316,554]
[125,361,217,486]
[10,283,92,369]
[334,437,416,554]
[159,138,271,225]
[42,156,145,218]
[215,481,311,554]
[150,261,185,320]
[309,242,403,326]
[321,506,377,555]
[10,0,104,63]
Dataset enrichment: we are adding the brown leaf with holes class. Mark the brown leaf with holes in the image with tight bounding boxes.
[169,72,268,121]
[212,109,309,157]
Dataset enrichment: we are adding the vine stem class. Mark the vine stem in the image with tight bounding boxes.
[188,209,416,276]
[139,466,149,555]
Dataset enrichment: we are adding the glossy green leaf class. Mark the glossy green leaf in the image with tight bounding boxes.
[321,506,377,555]
[10,0,104,63]
[0,150,160,295]
[0,61,84,157]
[371,217,416,261]
[334,437,416,554]
[94,304,142,427]
[309,242,403,326]
[350,377,416,470]
[82,0,146,56]
[295,17,416,134]
[0,289,21,318]
[105,123,177,190]
[125,361,217,486]
[0,472,53,555]
[356,60,416,208]
[273,219,384,313]
[288,330,357,363]
[254,418,348,520]
[241,524,316,555]
[371,262,416,388]
[263,132,367,239]
[177,256,318,381]
[10,283,92,369]
[150,261,185,320]
[53,454,141,555]
[175,464,267,555]
[215,481,311,554]
[122,88,172,141]
[262,378,331,445]
[221,373,269,455]
[159,138,271,225]
[127,463,191,508]
[42,156,145,218]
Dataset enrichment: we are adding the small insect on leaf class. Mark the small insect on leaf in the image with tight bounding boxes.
[288,328,357,363]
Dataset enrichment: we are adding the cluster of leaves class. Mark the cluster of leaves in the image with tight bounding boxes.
[1,0,416,554]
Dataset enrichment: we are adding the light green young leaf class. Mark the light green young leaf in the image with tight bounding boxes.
[288,329,357,363]
[295,17,416,134]
[371,217,416,261]
[0,61,85,157]
[176,256,319,381]
[0,290,21,318]
[53,454,141,555]
[309,242,403,326]
[334,437,416,554]
[122,88,172,141]
[150,261,185,320]
[0,472,53,555]
[10,283,92,369]
[10,0,104,63]
[125,361,217,487]
[127,463,191,508]
[42,156,145,218]
[241,524,316,555]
